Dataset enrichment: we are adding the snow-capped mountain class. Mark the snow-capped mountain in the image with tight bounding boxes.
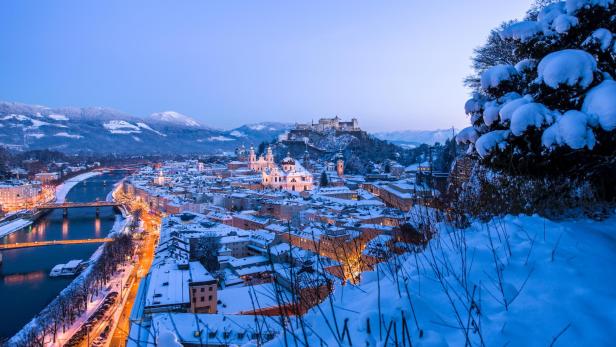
[0,101,291,154]
[147,111,203,128]
[227,122,293,143]
[374,128,458,147]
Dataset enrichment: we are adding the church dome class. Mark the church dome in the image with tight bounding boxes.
[281,152,296,165]
[281,156,295,165]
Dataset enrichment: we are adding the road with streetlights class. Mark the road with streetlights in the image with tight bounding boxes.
[106,192,161,347]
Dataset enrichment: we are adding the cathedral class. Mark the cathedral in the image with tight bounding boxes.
[247,145,276,172]
[249,146,313,192]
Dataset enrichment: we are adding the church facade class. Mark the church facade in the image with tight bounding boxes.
[248,145,276,172]
[248,146,313,192]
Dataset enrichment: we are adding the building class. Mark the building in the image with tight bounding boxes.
[261,154,314,192]
[34,172,60,185]
[248,145,276,172]
[336,152,344,177]
[0,180,48,212]
[295,116,360,132]
[189,261,218,313]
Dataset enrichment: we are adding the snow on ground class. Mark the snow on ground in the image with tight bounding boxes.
[229,130,246,137]
[103,120,142,134]
[54,132,83,139]
[55,171,102,202]
[249,124,266,131]
[208,136,235,142]
[268,213,616,346]
[47,114,68,121]
[149,111,201,127]
[136,122,166,136]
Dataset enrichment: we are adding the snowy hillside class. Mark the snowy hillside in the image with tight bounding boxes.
[268,212,616,346]
[147,111,203,128]
[375,129,457,146]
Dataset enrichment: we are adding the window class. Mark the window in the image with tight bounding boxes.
[209,286,213,291]
[200,287,205,292]
[208,295,213,300]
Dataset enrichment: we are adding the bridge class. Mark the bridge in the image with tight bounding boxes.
[36,201,121,216]
[37,201,120,209]
[0,238,113,250]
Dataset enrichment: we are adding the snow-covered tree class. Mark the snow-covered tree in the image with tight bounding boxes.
[459,0,616,197]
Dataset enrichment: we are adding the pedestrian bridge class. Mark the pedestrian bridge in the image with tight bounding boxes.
[0,238,113,250]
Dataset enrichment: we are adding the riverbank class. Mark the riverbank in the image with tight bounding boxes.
[0,172,126,341]
[8,204,130,346]
[55,171,102,203]
[0,218,32,239]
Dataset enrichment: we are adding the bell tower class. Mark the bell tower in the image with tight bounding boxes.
[266,145,274,163]
[249,145,256,162]
[336,151,344,177]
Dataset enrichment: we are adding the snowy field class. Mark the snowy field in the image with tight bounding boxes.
[268,213,616,346]
[55,171,102,202]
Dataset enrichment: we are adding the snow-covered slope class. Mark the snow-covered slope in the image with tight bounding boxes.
[375,129,457,146]
[269,212,616,346]
[147,111,203,128]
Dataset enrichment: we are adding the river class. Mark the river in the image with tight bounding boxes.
[0,172,126,340]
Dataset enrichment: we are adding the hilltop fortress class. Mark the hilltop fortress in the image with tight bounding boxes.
[294,116,360,132]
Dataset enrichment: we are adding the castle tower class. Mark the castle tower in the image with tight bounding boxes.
[266,145,274,163]
[336,151,344,177]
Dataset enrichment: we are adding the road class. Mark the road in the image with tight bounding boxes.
[58,189,161,347]
[107,194,160,347]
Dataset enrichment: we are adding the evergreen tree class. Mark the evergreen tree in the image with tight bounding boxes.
[320,172,329,187]
[384,161,391,173]
[257,141,267,156]
[458,0,616,198]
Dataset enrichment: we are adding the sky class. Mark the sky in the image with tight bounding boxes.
[0,1,531,132]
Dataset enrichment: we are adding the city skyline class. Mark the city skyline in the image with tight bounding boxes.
[0,0,530,132]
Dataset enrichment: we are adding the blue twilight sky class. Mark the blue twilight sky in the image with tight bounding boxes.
[0,1,530,132]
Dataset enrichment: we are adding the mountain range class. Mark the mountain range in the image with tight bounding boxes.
[0,101,291,154]
[0,101,453,154]
[374,128,458,148]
